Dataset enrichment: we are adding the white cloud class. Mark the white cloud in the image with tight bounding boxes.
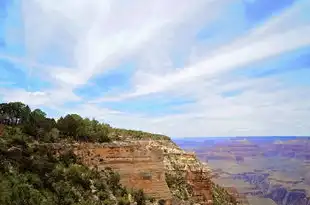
[66,73,310,137]
[14,0,231,107]
[21,0,223,88]
[97,25,310,101]
[2,0,310,137]
[0,87,80,107]
[133,85,310,137]
[0,89,49,106]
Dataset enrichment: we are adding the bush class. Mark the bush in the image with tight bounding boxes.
[96,129,111,143]
[133,189,146,205]
[59,150,77,166]
[43,128,60,142]
[118,197,130,205]
[103,199,115,205]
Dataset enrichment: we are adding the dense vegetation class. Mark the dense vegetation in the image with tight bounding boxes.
[0,102,170,142]
[0,126,152,205]
[0,102,164,205]
[110,128,170,141]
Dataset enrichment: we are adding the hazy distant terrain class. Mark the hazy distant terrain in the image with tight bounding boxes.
[173,137,310,205]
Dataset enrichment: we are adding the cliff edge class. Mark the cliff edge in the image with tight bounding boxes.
[0,102,239,205]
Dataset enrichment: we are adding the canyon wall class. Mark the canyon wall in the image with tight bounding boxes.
[53,141,173,202]
[232,172,310,205]
[51,139,239,205]
[145,140,239,205]
[175,137,310,205]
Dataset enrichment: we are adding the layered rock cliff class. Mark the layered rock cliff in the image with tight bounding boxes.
[145,140,213,204]
[51,138,239,205]
[52,141,172,202]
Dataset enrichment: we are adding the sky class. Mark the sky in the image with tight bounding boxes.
[0,0,310,137]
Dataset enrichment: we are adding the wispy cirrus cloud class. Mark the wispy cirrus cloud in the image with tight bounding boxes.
[0,0,309,137]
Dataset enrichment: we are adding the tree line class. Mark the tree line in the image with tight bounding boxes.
[0,102,170,143]
[0,102,111,143]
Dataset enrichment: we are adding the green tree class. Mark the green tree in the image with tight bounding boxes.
[32,109,46,118]
[23,109,53,139]
[0,102,30,125]
[57,114,83,138]
[94,125,110,143]
[20,105,31,124]
[76,118,93,141]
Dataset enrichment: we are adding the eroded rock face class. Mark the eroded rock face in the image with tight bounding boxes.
[78,140,216,204]
[51,140,238,205]
[144,140,215,204]
[233,172,310,205]
[224,187,250,205]
[185,169,213,204]
[72,142,172,202]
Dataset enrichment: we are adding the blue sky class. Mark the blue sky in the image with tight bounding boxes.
[0,0,310,137]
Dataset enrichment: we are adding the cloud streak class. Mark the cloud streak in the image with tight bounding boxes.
[95,19,310,101]
[0,0,310,137]
[21,0,222,88]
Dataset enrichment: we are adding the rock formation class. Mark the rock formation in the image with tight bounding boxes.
[50,139,239,205]
[233,172,310,205]
[52,141,172,202]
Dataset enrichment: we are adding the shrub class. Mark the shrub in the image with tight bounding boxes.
[158,199,166,205]
[133,189,146,205]
[103,199,115,205]
[118,197,130,205]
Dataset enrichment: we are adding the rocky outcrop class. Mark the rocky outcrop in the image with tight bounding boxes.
[145,140,213,203]
[232,172,310,205]
[52,141,172,202]
[145,140,239,205]
[223,187,249,205]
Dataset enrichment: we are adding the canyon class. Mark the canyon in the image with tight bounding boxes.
[174,137,310,205]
